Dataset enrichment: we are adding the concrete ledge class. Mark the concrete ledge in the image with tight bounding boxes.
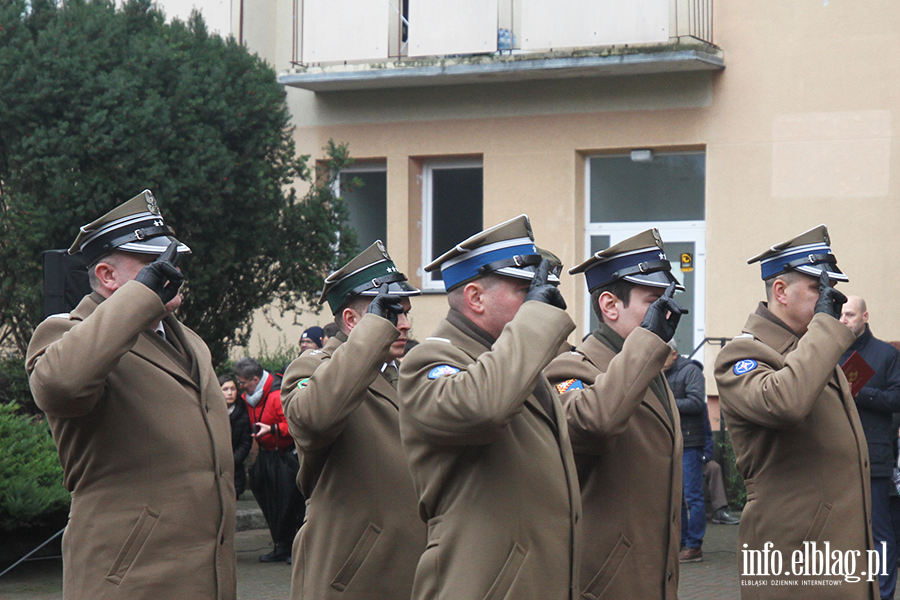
[236,507,267,532]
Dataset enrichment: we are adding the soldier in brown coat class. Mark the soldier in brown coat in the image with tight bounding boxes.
[399,215,582,600]
[26,191,236,600]
[281,241,425,599]
[714,225,876,599]
[545,229,688,600]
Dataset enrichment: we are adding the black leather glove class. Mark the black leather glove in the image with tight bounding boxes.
[524,259,566,310]
[367,283,404,326]
[135,241,184,305]
[815,269,847,319]
[640,282,689,343]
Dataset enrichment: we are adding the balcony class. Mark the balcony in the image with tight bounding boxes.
[278,0,722,92]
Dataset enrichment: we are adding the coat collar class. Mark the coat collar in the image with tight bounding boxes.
[745,302,799,355]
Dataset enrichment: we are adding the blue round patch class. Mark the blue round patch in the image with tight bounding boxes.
[428,365,461,379]
[733,359,758,376]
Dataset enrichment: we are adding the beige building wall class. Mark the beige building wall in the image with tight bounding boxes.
[237,0,900,397]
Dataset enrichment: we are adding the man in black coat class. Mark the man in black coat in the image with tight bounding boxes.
[840,296,900,600]
[664,342,707,563]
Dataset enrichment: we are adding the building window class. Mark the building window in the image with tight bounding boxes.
[421,159,483,290]
[337,163,387,250]
[584,150,706,358]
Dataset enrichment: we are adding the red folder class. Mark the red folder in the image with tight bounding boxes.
[841,351,875,397]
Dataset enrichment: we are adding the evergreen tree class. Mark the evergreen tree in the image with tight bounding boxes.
[0,0,356,367]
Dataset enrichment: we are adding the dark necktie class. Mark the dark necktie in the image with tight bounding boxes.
[383,364,399,390]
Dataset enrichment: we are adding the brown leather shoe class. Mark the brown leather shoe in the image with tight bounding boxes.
[679,547,703,563]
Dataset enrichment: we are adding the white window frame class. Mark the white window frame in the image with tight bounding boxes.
[420,158,484,292]
[583,151,706,361]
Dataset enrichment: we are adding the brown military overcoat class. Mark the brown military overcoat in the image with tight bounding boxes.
[715,305,876,599]
[281,314,425,599]
[545,325,683,600]
[398,302,581,600]
[26,281,236,600]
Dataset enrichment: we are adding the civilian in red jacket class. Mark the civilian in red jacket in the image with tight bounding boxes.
[235,357,304,563]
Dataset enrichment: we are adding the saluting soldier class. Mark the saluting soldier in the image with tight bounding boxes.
[398,215,582,600]
[714,225,876,598]
[281,241,425,599]
[545,229,688,600]
[26,191,236,599]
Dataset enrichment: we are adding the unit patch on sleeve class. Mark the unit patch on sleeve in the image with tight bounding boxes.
[427,365,461,379]
[733,359,758,376]
[556,379,585,394]
[297,378,310,389]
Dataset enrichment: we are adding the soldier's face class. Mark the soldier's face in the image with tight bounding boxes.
[388,298,413,361]
[102,252,182,314]
[480,277,531,339]
[782,275,821,334]
[607,285,664,339]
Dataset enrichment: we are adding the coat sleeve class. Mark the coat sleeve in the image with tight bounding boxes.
[282,314,398,451]
[674,362,706,415]
[26,281,166,418]
[855,347,900,413]
[399,302,574,446]
[547,327,669,451]
[714,314,856,429]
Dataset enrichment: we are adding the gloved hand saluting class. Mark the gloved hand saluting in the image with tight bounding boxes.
[367,283,404,326]
[524,259,567,310]
[640,282,689,343]
[815,269,847,319]
[135,241,184,305]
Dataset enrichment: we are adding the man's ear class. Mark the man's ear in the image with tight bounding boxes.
[598,291,619,323]
[771,278,789,307]
[463,282,486,315]
[342,307,362,332]
[93,261,118,294]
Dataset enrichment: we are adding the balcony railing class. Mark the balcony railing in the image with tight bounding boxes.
[291,0,713,66]
[282,0,720,91]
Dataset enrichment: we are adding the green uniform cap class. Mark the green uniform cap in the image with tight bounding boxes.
[322,240,419,314]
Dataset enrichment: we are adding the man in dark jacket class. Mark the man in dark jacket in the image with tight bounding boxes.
[840,296,900,600]
[664,342,706,563]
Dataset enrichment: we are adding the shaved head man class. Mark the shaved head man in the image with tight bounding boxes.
[840,295,900,599]
[840,295,869,338]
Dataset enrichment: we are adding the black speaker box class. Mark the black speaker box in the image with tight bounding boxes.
[42,250,91,319]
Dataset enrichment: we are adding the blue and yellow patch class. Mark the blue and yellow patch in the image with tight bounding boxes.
[297,378,310,389]
[556,379,584,394]
[733,360,758,376]
[428,365,461,379]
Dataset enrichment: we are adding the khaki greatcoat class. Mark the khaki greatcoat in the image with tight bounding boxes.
[281,314,425,599]
[26,281,236,600]
[714,305,876,599]
[545,325,683,600]
[398,302,581,600]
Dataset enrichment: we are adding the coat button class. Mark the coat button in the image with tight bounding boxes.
[668,571,673,581]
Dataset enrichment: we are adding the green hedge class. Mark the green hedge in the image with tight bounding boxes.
[0,403,69,531]
[0,356,34,413]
